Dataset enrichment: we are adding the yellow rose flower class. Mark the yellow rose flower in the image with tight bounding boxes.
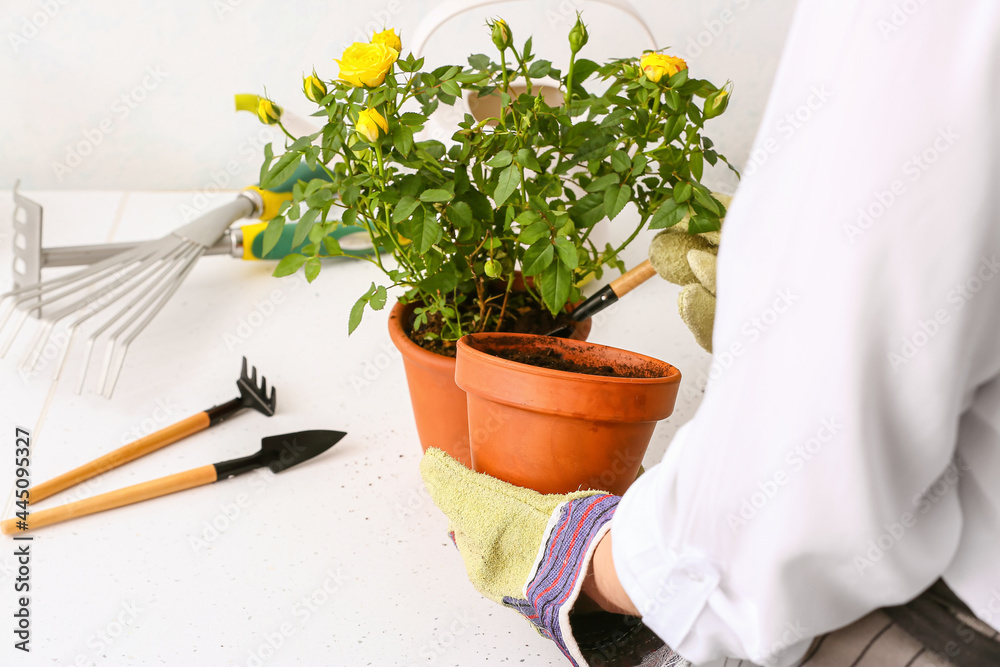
[303,72,327,103]
[356,107,388,143]
[256,97,282,125]
[337,42,399,88]
[640,53,687,83]
[372,28,401,53]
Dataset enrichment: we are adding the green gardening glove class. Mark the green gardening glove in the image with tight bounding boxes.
[419,448,680,667]
[647,193,730,353]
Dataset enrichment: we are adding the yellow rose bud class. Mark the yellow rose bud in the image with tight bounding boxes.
[703,85,731,119]
[490,18,513,51]
[639,53,687,83]
[356,107,388,143]
[256,97,282,125]
[336,41,399,88]
[303,72,328,104]
[372,28,401,53]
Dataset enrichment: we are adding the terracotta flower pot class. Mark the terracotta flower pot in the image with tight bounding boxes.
[455,333,681,495]
[388,301,591,467]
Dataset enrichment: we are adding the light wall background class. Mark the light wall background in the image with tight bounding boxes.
[2,0,798,192]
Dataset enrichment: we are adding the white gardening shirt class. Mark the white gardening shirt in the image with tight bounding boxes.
[611,1,1000,665]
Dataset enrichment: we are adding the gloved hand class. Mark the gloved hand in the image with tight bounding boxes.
[420,447,681,667]
[647,193,731,353]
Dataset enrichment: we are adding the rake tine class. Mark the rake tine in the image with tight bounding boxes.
[77,245,198,392]
[100,246,205,397]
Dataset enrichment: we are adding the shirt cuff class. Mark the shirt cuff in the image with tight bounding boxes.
[611,457,722,663]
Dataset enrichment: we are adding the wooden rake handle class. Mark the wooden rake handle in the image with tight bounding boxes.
[30,412,211,504]
[2,465,217,535]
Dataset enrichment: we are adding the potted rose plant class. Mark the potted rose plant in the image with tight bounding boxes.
[252,16,734,475]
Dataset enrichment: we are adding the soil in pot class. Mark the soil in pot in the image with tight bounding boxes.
[493,344,670,378]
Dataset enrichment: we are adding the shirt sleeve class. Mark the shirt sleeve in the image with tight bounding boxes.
[611,2,1000,665]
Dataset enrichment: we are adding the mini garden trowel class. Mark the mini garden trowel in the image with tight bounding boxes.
[547,259,658,338]
[1,429,345,535]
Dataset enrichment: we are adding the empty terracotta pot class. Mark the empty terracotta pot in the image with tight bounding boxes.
[388,301,591,467]
[455,333,681,495]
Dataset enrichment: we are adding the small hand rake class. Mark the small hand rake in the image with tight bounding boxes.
[0,192,261,397]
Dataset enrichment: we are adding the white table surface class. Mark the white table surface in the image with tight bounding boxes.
[0,189,712,666]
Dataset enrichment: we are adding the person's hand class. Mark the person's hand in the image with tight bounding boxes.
[419,448,680,666]
[648,193,730,353]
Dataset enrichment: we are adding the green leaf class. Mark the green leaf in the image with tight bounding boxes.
[554,238,578,269]
[690,150,704,181]
[674,182,692,203]
[304,257,321,283]
[649,200,688,229]
[440,79,462,97]
[571,58,600,84]
[348,284,377,335]
[261,152,300,190]
[393,195,421,223]
[447,201,473,228]
[399,112,425,126]
[420,189,452,203]
[487,150,513,168]
[693,187,722,215]
[262,217,286,255]
[515,148,542,173]
[632,153,648,174]
[519,218,550,245]
[415,216,443,253]
[688,214,720,234]
[273,252,308,278]
[610,150,631,173]
[522,239,555,277]
[569,192,606,228]
[370,285,388,310]
[322,235,344,256]
[540,262,572,316]
[468,53,491,69]
[604,183,632,220]
[393,125,414,156]
[585,173,620,193]
[668,68,689,88]
[493,165,521,206]
[291,209,319,248]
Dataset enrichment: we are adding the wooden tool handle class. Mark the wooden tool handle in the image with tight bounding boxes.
[609,259,656,298]
[2,465,217,535]
[30,412,211,504]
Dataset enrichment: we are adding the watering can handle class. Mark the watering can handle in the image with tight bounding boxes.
[409,0,657,58]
